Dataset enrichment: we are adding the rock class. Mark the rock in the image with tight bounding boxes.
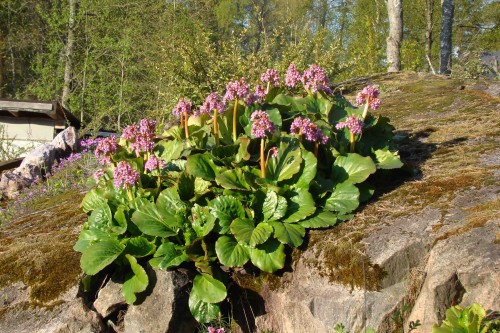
[0,127,78,199]
[123,269,197,333]
[93,279,125,318]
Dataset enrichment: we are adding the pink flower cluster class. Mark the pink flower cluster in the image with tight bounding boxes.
[80,137,103,152]
[172,98,193,117]
[246,85,267,106]
[290,117,328,144]
[198,92,226,116]
[223,78,250,103]
[261,68,280,86]
[250,110,275,138]
[336,115,364,135]
[285,64,301,88]
[356,85,381,110]
[122,119,157,157]
[207,328,224,333]
[144,155,166,172]
[93,169,105,182]
[113,161,139,189]
[269,146,279,158]
[302,64,332,94]
[95,136,118,165]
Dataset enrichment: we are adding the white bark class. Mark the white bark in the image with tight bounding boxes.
[62,0,77,109]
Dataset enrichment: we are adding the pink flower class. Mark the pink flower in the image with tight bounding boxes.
[113,161,139,189]
[356,85,381,110]
[122,120,157,157]
[95,136,118,165]
[246,85,267,106]
[285,63,301,88]
[261,68,280,86]
[301,64,332,94]
[336,115,364,135]
[207,328,224,333]
[223,78,250,103]
[250,110,275,138]
[93,169,105,182]
[269,147,279,158]
[198,92,226,116]
[290,117,328,144]
[144,155,166,172]
[172,98,193,117]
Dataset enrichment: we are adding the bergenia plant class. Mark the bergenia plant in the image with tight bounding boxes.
[356,85,381,119]
[75,64,403,325]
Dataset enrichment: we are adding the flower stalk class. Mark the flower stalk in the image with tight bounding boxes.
[184,112,189,139]
[350,132,356,153]
[232,98,238,142]
[260,138,266,178]
[214,109,219,146]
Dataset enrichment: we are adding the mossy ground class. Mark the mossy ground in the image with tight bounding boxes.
[0,191,86,305]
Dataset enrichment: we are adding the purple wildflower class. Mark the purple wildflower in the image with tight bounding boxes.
[246,85,267,106]
[336,115,364,135]
[356,85,381,110]
[207,328,224,333]
[144,155,166,172]
[198,92,226,116]
[285,63,301,88]
[172,98,193,117]
[302,64,332,94]
[121,120,156,157]
[261,68,280,86]
[93,169,105,182]
[223,78,250,103]
[290,117,328,144]
[80,137,103,152]
[269,147,279,158]
[95,136,118,165]
[113,161,139,189]
[250,110,275,138]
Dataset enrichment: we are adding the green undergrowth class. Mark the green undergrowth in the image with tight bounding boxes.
[0,191,86,304]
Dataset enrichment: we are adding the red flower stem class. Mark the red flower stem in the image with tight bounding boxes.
[232,98,238,142]
[260,138,266,178]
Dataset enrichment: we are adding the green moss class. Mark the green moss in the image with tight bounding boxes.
[0,191,86,304]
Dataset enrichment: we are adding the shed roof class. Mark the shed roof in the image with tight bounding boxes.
[0,99,81,129]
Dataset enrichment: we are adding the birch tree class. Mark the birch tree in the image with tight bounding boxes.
[386,0,403,72]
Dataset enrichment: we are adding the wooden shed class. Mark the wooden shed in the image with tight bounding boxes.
[0,99,81,157]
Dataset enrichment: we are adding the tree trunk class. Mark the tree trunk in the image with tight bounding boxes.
[425,0,434,71]
[0,31,4,98]
[62,0,77,109]
[386,0,403,72]
[439,0,454,74]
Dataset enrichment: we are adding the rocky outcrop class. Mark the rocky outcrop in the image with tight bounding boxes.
[0,127,78,199]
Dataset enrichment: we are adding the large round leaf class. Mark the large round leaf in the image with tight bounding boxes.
[186,153,219,180]
[325,183,360,214]
[191,204,216,238]
[250,223,273,246]
[81,239,125,275]
[283,188,316,223]
[230,218,255,244]
[215,235,250,267]
[249,239,286,273]
[209,196,246,234]
[122,254,149,304]
[332,153,376,184]
[266,138,303,182]
[299,211,338,229]
[192,274,227,304]
[131,202,179,237]
[81,189,107,213]
[269,221,305,247]
[293,149,317,189]
[188,289,220,323]
[373,149,404,169]
[124,236,156,257]
[216,169,251,191]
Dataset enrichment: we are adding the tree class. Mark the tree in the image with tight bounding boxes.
[62,0,77,109]
[386,0,403,72]
[439,0,454,74]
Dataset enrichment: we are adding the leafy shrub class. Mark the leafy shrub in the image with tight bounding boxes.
[74,64,402,323]
[432,303,500,333]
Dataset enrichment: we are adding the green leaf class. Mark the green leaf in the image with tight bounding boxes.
[293,149,317,189]
[235,137,251,163]
[131,202,179,237]
[81,239,125,275]
[269,221,305,247]
[111,206,128,235]
[262,190,278,221]
[157,187,187,215]
[299,211,338,228]
[191,204,215,238]
[373,149,404,169]
[177,172,195,200]
[272,93,294,106]
[192,274,227,303]
[81,189,107,213]
[230,218,255,244]
[325,183,360,214]
[88,203,112,229]
[216,169,251,191]
[283,189,316,223]
[266,138,303,182]
[194,178,212,196]
[273,195,288,221]
[332,153,377,184]
[186,153,219,180]
[124,236,156,257]
[122,254,149,304]
[209,196,246,234]
[155,140,184,163]
[153,242,188,270]
[188,288,220,323]
[263,107,282,127]
[249,239,286,273]
[215,235,250,267]
[74,228,115,252]
[250,222,273,246]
